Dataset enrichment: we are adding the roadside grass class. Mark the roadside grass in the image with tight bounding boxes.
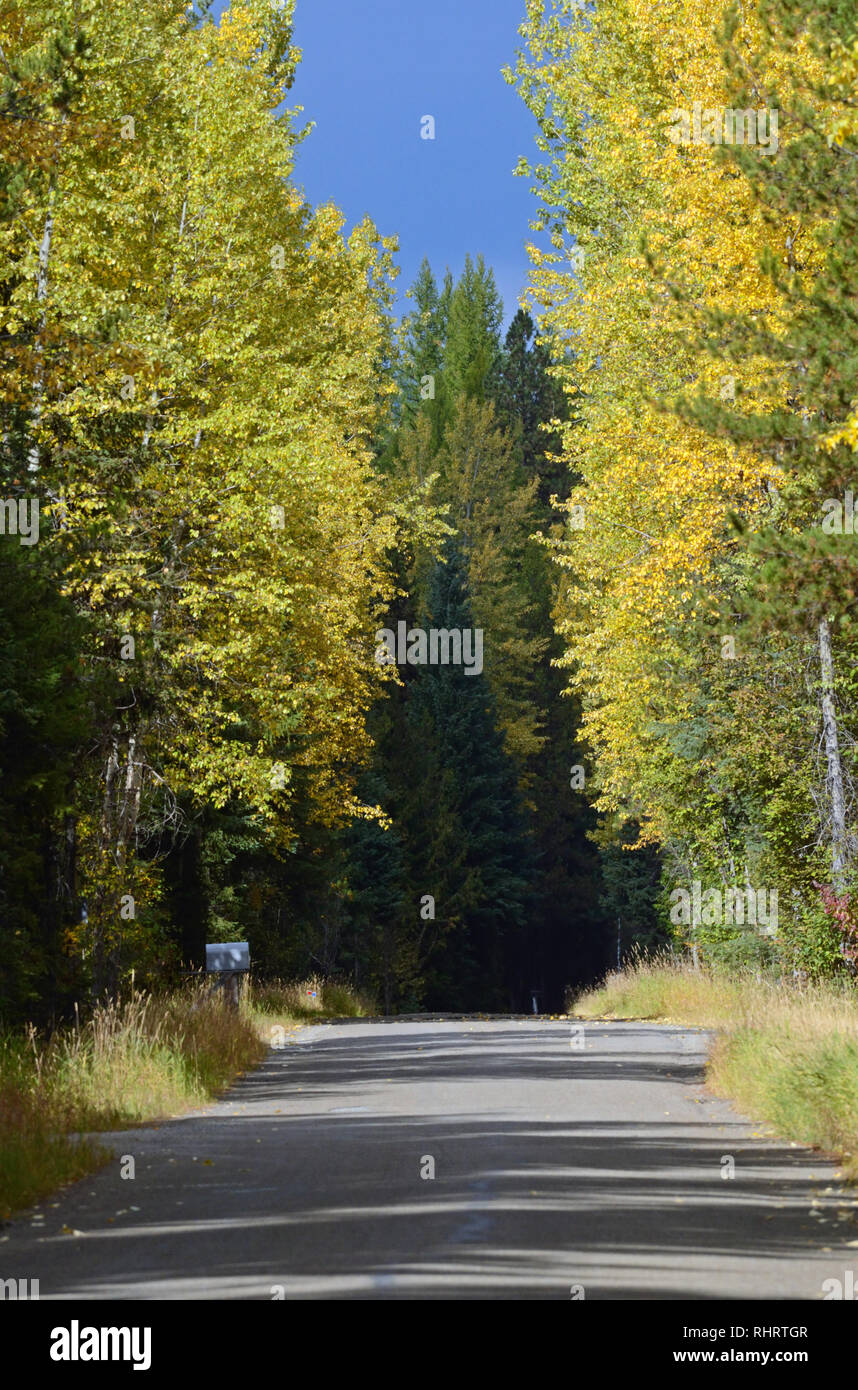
[0,1045,107,1221]
[247,974,374,1032]
[573,958,858,1178]
[0,975,369,1218]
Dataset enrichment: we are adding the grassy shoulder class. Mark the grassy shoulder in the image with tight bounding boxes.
[574,959,858,1179]
[0,976,371,1219]
[248,975,374,1032]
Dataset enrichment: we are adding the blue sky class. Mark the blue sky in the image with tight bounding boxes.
[218,0,543,326]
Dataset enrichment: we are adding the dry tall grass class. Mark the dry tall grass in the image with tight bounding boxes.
[248,974,374,1026]
[0,975,370,1218]
[0,984,265,1218]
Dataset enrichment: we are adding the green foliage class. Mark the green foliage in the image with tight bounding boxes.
[0,540,94,1017]
[444,253,503,402]
[779,893,852,981]
[509,0,858,979]
[0,0,402,1015]
[0,6,648,1024]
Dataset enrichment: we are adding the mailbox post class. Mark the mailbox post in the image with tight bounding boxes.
[205,941,250,1009]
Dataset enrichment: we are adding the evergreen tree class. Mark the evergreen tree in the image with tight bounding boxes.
[395,257,447,435]
[444,253,503,403]
[397,541,534,1009]
[436,394,549,767]
[495,308,569,507]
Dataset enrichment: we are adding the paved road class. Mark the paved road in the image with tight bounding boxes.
[4,1020,858,1299]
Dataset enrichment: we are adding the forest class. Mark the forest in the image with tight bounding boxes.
[1,0,857,1027]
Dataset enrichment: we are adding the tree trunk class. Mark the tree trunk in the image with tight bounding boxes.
[92,732,143,999]
[818,616,849,894]
[26,191,54,475]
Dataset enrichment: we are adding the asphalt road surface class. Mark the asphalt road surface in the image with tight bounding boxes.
[4,1019,858,1299]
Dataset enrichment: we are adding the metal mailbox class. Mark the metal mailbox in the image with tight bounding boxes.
[205,942,250,973]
